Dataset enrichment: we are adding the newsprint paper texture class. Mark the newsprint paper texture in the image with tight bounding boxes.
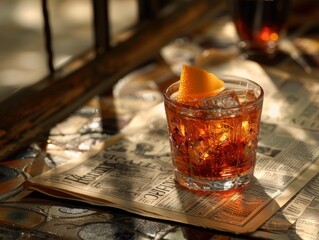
[26,103,319,235]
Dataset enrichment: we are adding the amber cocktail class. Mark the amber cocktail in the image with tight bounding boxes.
[164,76,264,191]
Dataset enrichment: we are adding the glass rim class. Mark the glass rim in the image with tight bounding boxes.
[163,75,264,111]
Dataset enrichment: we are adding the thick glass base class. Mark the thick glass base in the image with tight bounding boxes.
[175,170,254,192]
[238,40,279,56]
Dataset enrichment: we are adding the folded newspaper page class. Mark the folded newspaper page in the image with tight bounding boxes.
[258,172,319,240]
[26,60,319,235]
[26,99,319,234]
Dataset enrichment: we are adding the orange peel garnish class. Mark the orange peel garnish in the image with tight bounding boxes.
[177,65,224,102]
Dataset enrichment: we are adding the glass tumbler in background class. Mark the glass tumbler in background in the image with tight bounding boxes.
[163,77,264,191]
[228,0,290,58]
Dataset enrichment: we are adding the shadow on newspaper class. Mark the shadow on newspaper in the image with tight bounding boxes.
[175,177,303,240]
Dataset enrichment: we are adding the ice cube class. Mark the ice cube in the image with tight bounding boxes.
[236,89,256,104]
[201,90,240,109]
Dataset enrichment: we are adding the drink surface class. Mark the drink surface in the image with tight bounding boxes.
[164,80,263,190]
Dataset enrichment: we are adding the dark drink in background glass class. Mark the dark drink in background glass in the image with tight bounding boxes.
[229,0,290,56]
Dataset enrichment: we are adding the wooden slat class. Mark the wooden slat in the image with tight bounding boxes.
[0,0,225,161]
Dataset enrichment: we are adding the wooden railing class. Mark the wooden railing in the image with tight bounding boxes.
[0,0,225,161]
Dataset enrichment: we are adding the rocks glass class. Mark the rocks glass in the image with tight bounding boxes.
[163,76,264,191]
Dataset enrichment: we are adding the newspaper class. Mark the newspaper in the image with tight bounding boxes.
[258,172,319,240]
[26,100,319,234]
[207,60,319,239]
[24,60,319,237]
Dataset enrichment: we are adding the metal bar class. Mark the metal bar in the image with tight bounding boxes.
[42,0,54,74]
[138,0,160,21]
[92,0,110,51]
